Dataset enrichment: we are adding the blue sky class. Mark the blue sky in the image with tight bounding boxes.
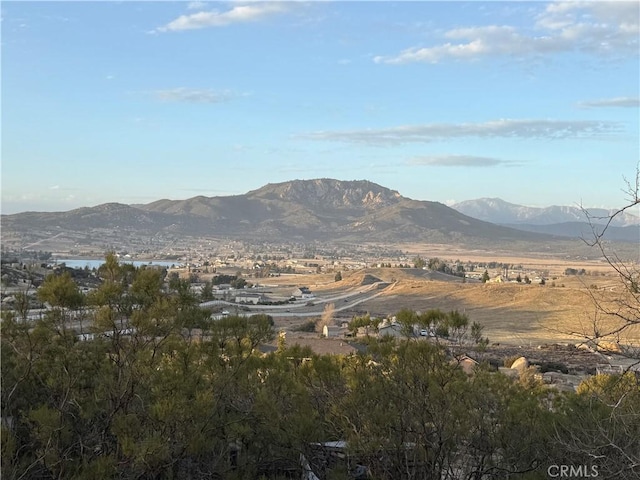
[2,1,639,214]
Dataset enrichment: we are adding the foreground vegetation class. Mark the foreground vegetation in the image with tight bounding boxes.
[2,257,639,479]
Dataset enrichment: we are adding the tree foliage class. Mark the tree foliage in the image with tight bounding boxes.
[481,270,490,283]
[413,256,426,269]
[2,255,639,479]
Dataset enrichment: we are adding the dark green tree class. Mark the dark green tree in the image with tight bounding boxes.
[200,280,214,301]
[481,270,490,283]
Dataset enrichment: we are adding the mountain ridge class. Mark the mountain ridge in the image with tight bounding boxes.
[2,179,558,247]
[452,197,639,227]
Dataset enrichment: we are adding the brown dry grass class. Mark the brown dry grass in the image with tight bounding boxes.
[211,245,639,348]
[265,267,640,348]
[340,269,639,347]
[266,335,357,356]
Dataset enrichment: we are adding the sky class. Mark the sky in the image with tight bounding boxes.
[2,0,639,214]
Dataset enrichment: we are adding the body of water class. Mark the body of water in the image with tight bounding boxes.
[53,259,179,270]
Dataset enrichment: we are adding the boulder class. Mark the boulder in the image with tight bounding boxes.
[510,356,529,373]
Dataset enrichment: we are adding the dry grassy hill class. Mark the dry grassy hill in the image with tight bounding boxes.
[363,278,638,346]
[299,268,637,347]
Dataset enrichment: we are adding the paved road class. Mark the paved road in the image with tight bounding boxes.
[242,282,395,318]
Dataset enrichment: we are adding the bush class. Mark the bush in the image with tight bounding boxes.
[486,358,501,370]
[538,362,569,374]
[293,320,317,332]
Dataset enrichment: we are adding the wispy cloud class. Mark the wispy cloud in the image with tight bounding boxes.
[375,26,540,65]
[408,155,516,167]
[374,1,639,64]
[187,1,207,11]
[578,96,640,108]
[152,88,242,104]
[301,119,621,145]
[156,3,290,32]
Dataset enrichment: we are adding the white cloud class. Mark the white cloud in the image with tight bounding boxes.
[408,155,516,167]
[156,3,289,32]
[301,119,621,145]
[152,88,240,103]
[187,1,207,11]
[375,26,555,64]
[578,96,640,108]
[374,1,639,64]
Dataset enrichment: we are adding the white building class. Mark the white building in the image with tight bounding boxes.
[235,293,264,304]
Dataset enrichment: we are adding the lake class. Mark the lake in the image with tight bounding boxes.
[53,258,179,270]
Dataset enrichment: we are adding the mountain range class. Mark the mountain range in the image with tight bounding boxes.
[2,179,635,249]
[2,179,553,247]
[451,198,639,243]
[451,197,639,227]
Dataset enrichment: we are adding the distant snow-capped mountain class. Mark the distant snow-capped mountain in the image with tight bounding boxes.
[451,198,640,227]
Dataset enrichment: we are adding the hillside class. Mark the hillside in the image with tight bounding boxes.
[136,179,561,244]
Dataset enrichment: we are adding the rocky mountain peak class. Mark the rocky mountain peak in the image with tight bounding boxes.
[248,178,403,209]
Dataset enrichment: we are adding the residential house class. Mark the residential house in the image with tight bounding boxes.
[323,325,348,338]
[378,324,406,338]
[292,286,315,299]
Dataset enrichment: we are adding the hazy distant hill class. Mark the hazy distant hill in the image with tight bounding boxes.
[450,197,640,243]
[1,179,561,248]
[500,222,639,243]
[452,197,640,227]
[1,203,178,231]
